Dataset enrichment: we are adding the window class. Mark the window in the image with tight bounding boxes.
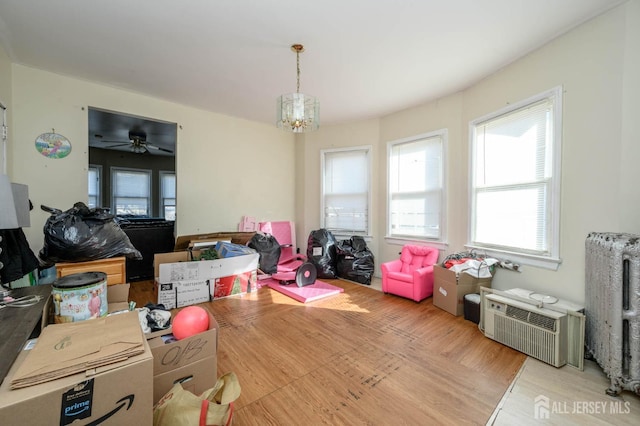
[469,86,562,269]
[321,146,371,235]
[88,165,101,208]
[387,130,446,241]
[160,171,176,220]
[111,167,151,216]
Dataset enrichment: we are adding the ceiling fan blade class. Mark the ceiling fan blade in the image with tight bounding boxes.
[146,144,174,154]
[100,143,131,148]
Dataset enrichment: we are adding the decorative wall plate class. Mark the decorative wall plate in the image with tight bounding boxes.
[35,132,72,159]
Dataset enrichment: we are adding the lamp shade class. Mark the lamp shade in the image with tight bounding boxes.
[12,183,30,227]
[0,174,30,229]
[0,174,18,229]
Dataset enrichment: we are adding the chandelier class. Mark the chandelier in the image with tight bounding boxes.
[277,44,319,133]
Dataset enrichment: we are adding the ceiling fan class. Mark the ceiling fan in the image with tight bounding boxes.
[97,130,174,154]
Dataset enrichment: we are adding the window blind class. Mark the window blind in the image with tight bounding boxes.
[323,149,369,233]
[472,98,553,254]
[389,135,443,239]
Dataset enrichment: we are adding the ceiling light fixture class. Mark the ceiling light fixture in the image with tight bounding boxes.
[130,135,147,154]
[277,44,319,133]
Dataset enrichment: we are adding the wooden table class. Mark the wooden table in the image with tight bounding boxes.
[0,284,51,385]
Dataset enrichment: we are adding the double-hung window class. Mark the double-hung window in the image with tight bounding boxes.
[321,146,371,236]
[111,167,151,216]
[160,171,176,220]
[88,165,101,208]
[387,130,446,241]
[469,86,562,269]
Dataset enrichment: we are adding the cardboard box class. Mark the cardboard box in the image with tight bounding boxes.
[0,324,153,426]
[146,308,218,403]
[212,270,257,298]
[174,232,255,251]
[154,250,201,279]
[154,251,259,308]
[152,355,216,404]
[433,265,492,316]
[157,252,259,284]
[156,279,212,310]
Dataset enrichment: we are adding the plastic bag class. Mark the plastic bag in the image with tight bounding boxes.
[154,371,241,426]
[247,233,281,274]
[306,229,338,279]
[39,202,142,266]
[336,236,375,285]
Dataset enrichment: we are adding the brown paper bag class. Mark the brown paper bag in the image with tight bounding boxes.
[11,311,144,389]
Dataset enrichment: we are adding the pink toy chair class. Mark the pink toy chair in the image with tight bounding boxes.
[381,245,439,302]
[258,221,307,272]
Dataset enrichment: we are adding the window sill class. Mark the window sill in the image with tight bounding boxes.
[384,236,449,251]
[464,244,562,271]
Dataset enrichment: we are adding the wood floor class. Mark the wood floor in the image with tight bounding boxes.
[490,357,640,425]
[130,278,526,425]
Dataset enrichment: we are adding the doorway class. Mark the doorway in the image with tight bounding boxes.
[87,107,177,219]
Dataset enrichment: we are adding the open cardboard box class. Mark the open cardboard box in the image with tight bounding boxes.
[174,232,255,251]
[146,307,219,404]
[433,264,493,316]
[0,313,153,425]
[153,251,259,309]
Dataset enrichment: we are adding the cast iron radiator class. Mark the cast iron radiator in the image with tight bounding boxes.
[585,232,640,396]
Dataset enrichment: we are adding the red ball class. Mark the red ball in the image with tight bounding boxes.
[172,306,209,340]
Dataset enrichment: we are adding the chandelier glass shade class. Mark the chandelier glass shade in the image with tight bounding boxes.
[277,44,319,133]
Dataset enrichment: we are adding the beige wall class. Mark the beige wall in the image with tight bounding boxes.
[9,65,295,252]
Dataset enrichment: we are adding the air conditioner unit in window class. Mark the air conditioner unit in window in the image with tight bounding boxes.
[480,288,585,369]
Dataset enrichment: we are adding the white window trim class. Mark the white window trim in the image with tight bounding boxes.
[88,164,102,208]
[159,170,176,220]
[320,145,372,237]
[110,166,152,216]
[385,129,448,244]
[467,86,563,271]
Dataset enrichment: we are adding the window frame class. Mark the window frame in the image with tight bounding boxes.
[110,166,152,216]
[385,129,447,248]
[320,145,372,238]
[88,164,102,208]
[159,170,176,220]
[467,86,563,270]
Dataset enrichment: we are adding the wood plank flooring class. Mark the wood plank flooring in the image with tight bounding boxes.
[130,278,525,425]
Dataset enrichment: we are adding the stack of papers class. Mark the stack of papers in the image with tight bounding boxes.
[10,311,144,389]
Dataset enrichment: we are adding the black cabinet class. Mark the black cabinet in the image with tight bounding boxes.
[118,219,175,282]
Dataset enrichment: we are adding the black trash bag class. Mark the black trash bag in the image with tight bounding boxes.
[336,236,375,285]
[39,202,142,266]
[248,232,281,274]
[306,229,338,279]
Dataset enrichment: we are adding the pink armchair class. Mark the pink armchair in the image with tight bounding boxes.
[381,245,439,302]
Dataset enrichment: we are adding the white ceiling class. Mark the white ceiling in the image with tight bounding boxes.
[0,0,626,127]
